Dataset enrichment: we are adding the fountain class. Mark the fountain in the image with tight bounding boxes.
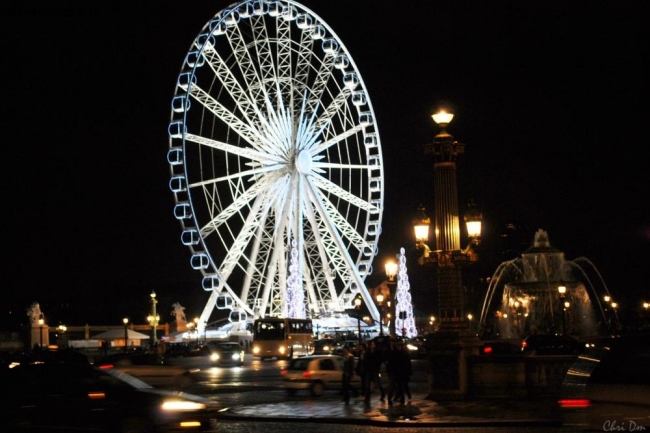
[479,229,619,339]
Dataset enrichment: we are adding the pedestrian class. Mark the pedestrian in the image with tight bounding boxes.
[355,343,371,404]
[383,339,400,405]
[393,341,413,404]
[365,340,386,402]
[341,346,356,404]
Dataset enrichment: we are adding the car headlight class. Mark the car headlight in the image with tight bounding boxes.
[252,346,260,355]
[407,344,418,351]
[210,353,219,361]
[231,353,240,360]
[161,399,206,412]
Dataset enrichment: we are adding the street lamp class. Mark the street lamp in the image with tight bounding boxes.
[467,314,473,333]
[558,285,567,335]
[38,318,44,348]
[385,261,397,282]
[354,294,363,344]
[385,260,397,336]
[57,324,67,348]
[414,108,482,333]
[376,293,385,336]
[148,291,159,347]
[123,317,129,352]
[194,317,200,343]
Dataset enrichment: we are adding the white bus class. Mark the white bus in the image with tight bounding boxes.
[251,317,314,360]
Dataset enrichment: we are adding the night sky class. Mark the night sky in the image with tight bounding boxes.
[3,0,648,329]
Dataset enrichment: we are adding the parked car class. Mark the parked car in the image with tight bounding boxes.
[208,342,245,367]
[558,332,650,430]
[96,351,164,367]
[521,333,584,355]
[0,349,218,432]
[164,342,191,358]
[281,354,361,396]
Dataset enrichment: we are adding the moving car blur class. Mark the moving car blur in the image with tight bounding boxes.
[208,341,245,367]
[313,338,338,355]
[0,349,218,432]
[521,333,584,355]
[558,332,650,430]
[281,354,361,396]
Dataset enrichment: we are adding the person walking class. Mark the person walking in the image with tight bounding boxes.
[366,340,386,402]
[383,339,400,405]
[393,341,413,404]
[355,343,369,403]
[341,346,356,404]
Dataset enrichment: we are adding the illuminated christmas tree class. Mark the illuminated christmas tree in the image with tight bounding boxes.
[286,239,305,318]
[395,247,417,338]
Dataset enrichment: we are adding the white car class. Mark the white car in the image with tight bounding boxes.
[281,355,361,396]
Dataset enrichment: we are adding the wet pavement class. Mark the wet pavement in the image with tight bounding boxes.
[219,389,563,428]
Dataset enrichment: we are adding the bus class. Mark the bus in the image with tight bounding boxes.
[251,317,314,360]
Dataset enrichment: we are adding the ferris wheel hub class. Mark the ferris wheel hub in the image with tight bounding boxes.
[295,150,312,174]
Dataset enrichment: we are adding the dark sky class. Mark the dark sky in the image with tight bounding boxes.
[3,0,648,329]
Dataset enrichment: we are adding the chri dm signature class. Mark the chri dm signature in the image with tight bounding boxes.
[603,420,647,431]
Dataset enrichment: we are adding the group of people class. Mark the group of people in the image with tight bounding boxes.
[341,339,412,405]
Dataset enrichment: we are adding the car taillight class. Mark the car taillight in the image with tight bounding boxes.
[521,341,527,350]
[482,346,493,354]
[558,399,591,408]
[97,364,114,369]
[302,370,312,379]
[280,369,288,375]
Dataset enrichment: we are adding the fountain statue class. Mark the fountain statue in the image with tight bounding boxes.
[479,229,619,339]
[171,302,186,323]
[26,302,44,325]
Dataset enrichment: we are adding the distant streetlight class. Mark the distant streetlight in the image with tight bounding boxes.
[558,285,567,335]
[123,317,129,352]
[38,318,44,347]
[376,293,385,336]
[148,291,159,347]
[467,313,473,333]
[354,294,363,344]
[57,324,67,349]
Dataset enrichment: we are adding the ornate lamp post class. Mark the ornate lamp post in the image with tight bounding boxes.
[376,293,385,336]
[147,291,160,348]
[38,318,44,348]
[354,294,363,344]
[385,260,398,337]
[123,317,129,352]
[414,108,482,333]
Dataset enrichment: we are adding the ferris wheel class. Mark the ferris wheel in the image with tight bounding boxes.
[167,0,384,328]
